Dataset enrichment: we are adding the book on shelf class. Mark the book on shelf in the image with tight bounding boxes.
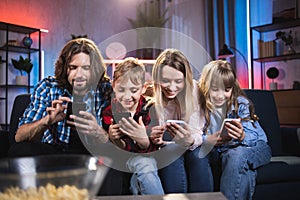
[257,40,276,58]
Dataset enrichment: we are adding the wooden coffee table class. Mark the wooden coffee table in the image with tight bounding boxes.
[94,192,226,200]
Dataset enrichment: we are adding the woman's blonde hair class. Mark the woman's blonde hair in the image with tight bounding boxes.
[152,48,194,122]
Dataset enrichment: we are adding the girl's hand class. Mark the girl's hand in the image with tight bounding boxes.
[166,122,194,147]
[150,125,165,145]
[205,131,231,146]
[216,133,231,145]
[225,119,245,141]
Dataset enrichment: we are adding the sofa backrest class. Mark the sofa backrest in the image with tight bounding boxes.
[244,89,283,156]
[9,94,31,146]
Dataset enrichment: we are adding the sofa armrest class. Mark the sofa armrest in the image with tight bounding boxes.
[281,127,300,156]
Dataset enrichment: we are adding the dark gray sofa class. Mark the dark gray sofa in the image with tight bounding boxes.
[243,89,300,200]
[1,90,300,199]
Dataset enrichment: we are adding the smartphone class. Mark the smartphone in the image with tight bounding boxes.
[66,101,87,121]
[163,120,185,141]
[220,118,240,136]
[165,119,186,125]
[113,112,131,124]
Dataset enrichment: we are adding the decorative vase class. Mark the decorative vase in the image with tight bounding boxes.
[22,36,32,48]
[16,75,28,85]
[275,39,284,56]
[283,45,296,55]
[269,82,278,90]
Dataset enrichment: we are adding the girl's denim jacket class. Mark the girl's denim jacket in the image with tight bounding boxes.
[208,96,268,151]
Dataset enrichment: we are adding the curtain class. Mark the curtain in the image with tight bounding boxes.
[163,0,210,79]
[205,0,249,88]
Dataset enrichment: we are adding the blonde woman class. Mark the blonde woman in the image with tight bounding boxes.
[150,49,213,193]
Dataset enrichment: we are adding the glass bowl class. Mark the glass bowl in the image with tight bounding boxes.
[0,154,111,199]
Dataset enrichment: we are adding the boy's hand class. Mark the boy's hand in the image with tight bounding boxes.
[119,116,147,139]
[119,116,150,149]
[108,124,123,140]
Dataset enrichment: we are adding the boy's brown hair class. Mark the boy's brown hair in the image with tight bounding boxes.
[113,57,145,86]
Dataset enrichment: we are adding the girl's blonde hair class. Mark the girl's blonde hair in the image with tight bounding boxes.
[198,60,258,133]
[152,48,194,122]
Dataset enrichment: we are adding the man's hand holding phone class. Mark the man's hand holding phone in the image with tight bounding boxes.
[66,101,87,121]
[45,96,71,126]
[66,101,88,128]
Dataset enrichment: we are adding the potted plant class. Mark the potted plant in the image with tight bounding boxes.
[11,55,33,85]
[275,30,295,55]
[127,1,169,58]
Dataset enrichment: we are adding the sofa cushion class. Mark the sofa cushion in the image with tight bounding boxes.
[281,127,300,156]
[254,181,300,200]
[244,90,283,156]
[256,156,300,184]
[8,94,31,146]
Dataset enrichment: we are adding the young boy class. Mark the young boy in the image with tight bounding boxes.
[102,57,164,195]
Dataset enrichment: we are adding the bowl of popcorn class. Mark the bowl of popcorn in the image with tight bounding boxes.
[0,154,111,200]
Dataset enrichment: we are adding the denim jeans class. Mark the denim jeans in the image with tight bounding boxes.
[158,144,214,193]
[219,141,272,200]
[126,156,164,195]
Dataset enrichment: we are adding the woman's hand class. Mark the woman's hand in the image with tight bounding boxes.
[150,125,165,145]
[166,122,194,147]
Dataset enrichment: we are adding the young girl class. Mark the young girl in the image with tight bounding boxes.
[150,48,213,193]
[102,57,164,195]
[198,60,272,200]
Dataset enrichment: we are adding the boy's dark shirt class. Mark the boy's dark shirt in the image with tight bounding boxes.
[102,96,160,153]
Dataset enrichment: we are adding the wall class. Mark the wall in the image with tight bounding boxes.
[0,0,139,77]
[0,0,207,126]
[0,0,208,78]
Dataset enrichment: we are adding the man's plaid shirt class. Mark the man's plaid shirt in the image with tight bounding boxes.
[18,76,112,144]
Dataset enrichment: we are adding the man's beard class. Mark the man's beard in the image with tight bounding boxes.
[73,82,89,95]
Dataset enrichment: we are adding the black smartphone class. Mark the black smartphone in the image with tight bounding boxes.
[66,101,87,121]
[113,112,131,124]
